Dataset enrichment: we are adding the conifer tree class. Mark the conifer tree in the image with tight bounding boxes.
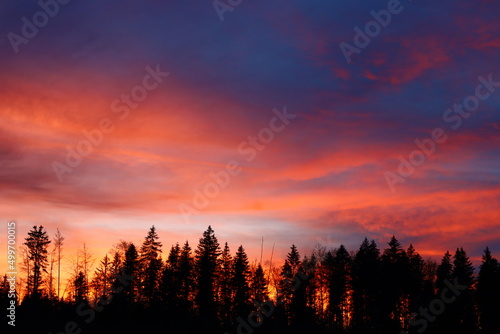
[178,241,195,308]
[328,244,352,331]
[380,236,409,333]
[450,248,476,334]
[218,242,233,325]
[138,226,163,305]
[352,238,381,333]
[232,245,251,318]
[74,271,88,303]
[195,226,221,329]
[92,254,111,302]
[405,244,425,330]
[251,264,268,302]
[122,243,139,303]
[477,247,499,334]
[23,225,51,298]
[161,243,180,309]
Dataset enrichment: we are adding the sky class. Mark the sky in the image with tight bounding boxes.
[0,0,499,279]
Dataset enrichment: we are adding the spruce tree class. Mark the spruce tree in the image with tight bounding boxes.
[232,245,251,318]
[449,248,476,334]
[24,225,51,298]
[352,238,381,333]
[251,264,268,302]
[138,226,163,306]
[160,243,180,309]
[477,247,499,334]
[122,243,139,303]
[218,242,233,326]
[195,226,221,329]
[406,244,425,331]
[380,236,409,333]
[73,271,88,303]
[178,241,194,309]
[92,254,111,302]
[329,244,352,331]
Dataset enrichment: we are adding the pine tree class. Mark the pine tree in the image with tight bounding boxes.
[109,251,123,292]
[23,225,51,298]
[92,254,111,303]
[278,260,294,310]
[328,244,352,331]
[232,245,251,318]
[160,241,195,330]
[431,251,454,334]
[436,251,453,291]
[250,264,268,302]
[178,241,194,308]
[380,235,409,333]
[405,244,425,332]
[278,245,302,312]
[218,242,233,325]
[352,238,381,333]
[74,271,88,304]
[122,243,139,303]
[290,253,313,332]
[477,247,499,334]
[301,254,317,306]
[161,243,181,309]
[138,226,163,306]
[195,226,221,329]
[287,244,301,275]
[448,248,476,334]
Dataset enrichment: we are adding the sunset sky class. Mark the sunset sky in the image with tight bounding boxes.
[1,0,499,280]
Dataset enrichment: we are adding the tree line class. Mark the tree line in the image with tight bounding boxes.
[1,224,499,334]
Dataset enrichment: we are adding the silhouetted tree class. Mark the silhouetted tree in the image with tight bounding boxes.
[278,244,302,316]
[178,241,195,310]
[138,226,162,305]
[109,251,123,292]
[405,244,425,332]
[218,242,233,326]
[328,244,352,332]
[430,251,454,334]
[53,228,64,300]
[278,260,294,310]
[232,245,251,318]
[73,271,88,303]
[24,225,51,298]
[301,254,318,312]
[287,244,301,274]
[477,247,499,334]
[122,243,139,303]
[162,243,180,297]
[448,247,476,334]
[290,257,314,332]
[195,226,221,330]
[352,238,381,333]
[380,235,410,333]
[251,264,268,302]
[436,251,453,290]
[92,254,111,303]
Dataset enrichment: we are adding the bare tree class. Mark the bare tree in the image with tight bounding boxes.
[47,246,56,299]
[54,228,65,300]
[109,240,132,263]
[18,245,31,300]
[69,243,95,301]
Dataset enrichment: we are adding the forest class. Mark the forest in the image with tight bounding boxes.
[2,225,499,334]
